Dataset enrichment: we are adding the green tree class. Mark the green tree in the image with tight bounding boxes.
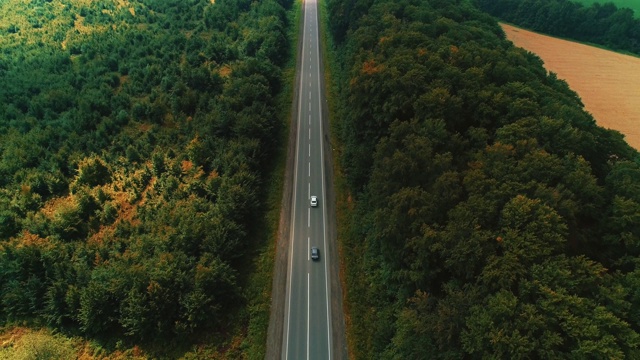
[10,331,76,360]
[74,156,111,187]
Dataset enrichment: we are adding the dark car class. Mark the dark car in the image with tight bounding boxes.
[311,246,319,260]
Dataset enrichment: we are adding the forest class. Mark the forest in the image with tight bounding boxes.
[0,0,292,356]
[475,0,640,55]
[575,0,640,15]
[326,0,640,358]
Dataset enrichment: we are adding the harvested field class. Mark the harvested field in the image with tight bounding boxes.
[501,23,640,150]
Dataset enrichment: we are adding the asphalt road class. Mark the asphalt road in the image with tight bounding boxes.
[266,0,346,357]
[282,0,333,358]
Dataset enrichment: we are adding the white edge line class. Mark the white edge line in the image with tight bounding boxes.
[307,272,310,360]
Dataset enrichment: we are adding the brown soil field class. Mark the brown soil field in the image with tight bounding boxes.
[501,23,640,150]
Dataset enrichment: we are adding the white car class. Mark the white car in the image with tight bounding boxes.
[310,195,318,207]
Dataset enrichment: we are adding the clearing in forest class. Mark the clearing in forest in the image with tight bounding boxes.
[501,23,640,150]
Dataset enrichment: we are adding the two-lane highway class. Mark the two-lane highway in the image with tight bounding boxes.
[283,0,332,358]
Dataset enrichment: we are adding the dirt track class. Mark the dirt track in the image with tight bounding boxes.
[502,23,640,150]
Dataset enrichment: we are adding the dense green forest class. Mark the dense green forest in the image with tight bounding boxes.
[575,0,640,16]
[475,0,640,55]
[326,0,640,357]
[0,0,292,356]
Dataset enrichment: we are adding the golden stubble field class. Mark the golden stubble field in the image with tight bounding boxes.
[501,23,640,150]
